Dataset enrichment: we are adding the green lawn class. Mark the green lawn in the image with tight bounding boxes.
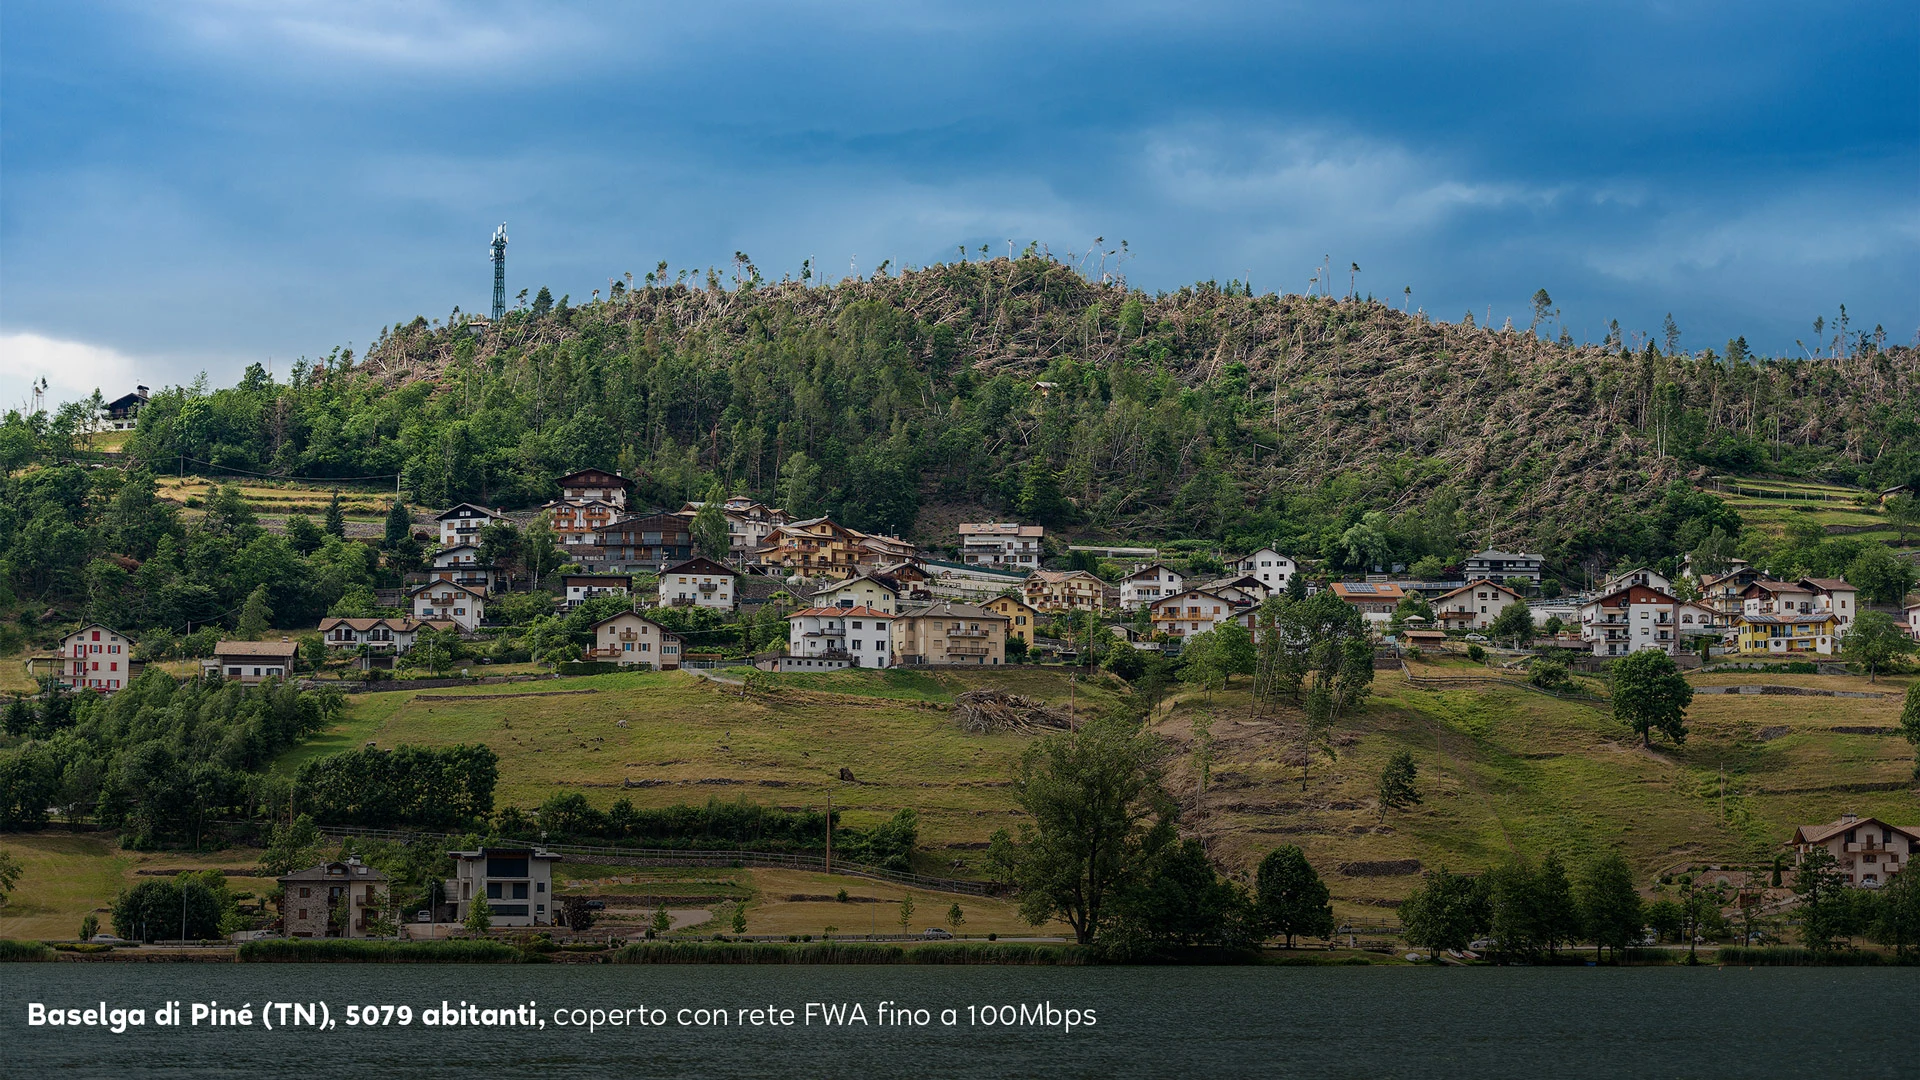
[267,665,1919,922]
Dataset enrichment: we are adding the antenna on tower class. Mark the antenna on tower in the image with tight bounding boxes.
[489,223,509,320]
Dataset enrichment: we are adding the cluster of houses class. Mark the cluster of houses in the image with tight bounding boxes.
[34,457,1914,692]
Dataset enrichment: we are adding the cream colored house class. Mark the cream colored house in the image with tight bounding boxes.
[587,611,682,670]
[1432,579,1526,631]
[1118,563,1185,611]
[894,601,1008,665]
[1149,588,1240,638]
[204,639,298,683]
[810,573,899,614]
[409,580,486,632]
[1789,814,1918,888]
[658,558,736,610]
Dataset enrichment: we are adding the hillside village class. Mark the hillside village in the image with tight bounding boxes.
[41,462,1917,691]
[3,274,1918,959]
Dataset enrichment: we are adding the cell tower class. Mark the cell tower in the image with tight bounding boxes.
[489,223,509,320]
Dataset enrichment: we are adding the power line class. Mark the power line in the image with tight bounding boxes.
[174,456,402,483]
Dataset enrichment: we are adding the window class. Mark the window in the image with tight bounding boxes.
[300,887,311,898]
[512,883,529,900]
[487,882,504,899]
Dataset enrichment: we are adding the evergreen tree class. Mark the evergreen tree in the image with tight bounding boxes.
[1376,750,1421,820]
[1576,851,1644,961]
[1252,845,1334,947]
[1901,683,1920,778]
[692,489,731,561]
[237,585,272,640]
[323,491,346,538]
[531,286,554,317]
[1017,458,1067,526]
[383,500,412,549]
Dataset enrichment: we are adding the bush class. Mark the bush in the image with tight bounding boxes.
[238,939,524,963]
[1466,644,1485,662]
[0,939,56,962]
[611,941,1083,965]
[1716,946,1894,966]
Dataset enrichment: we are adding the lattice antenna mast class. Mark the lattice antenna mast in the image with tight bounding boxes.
[489,223,509,319]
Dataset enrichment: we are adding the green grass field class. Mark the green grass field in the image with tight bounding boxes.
[1707,477,1911,547]
[7,665,1915,935]
[270,665,1920,924]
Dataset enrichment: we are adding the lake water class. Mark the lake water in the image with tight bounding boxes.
[2,963,1913,1078]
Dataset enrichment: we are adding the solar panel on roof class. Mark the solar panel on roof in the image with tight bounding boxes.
[1348,583,1375,593]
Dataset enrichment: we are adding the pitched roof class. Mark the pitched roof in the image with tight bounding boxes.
[1738,613,1836,626]
[589,611,678,637]
[1330,581,1408,601]
[811,573,897,596]
[434,502,503,521]
[212,639,299,658]
[789,605,894,619]
[408,579,486,600]
[1027,569,1103,584]
[1800,578,1854,592]
[563,574,632,585]
[957,522,1045,537]
[317,616,438,633]
[1120,562,1179,582]
[278,860,390,884]
[1468,550,1542,562]
[1791,817,1920,846]
[63,623,137,644]
[898,600,1008,620]
[1436,578,1524,603]
[661,557,736,578]
[555,469,630,489]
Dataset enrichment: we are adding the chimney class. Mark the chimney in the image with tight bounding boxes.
[136,384,149,396]
[1841,812,1858,822]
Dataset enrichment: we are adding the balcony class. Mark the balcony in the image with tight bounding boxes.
[803,628,847,638]
[949,628,990,638]
[698,582,718,593]
[947,646,990,657]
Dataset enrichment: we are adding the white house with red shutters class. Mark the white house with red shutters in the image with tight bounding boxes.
[52,624,141,692]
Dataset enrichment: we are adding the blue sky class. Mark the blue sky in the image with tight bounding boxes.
[3,1,1915,409]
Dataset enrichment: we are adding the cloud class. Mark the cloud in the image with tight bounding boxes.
[0,333,147,413]
[143,0,606,77]
[1142,125,1560,229]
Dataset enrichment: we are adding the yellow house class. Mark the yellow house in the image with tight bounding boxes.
[984,595,1040,644]
[1736,612,1839,655]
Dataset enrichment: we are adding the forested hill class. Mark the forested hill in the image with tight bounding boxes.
[121,254,1918,574]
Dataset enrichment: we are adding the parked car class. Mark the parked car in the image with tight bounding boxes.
[585,900,607,910]
[1464,634,1490,643]
[89,934,125,944]
[922,928,953,940]
[414,911,432,923]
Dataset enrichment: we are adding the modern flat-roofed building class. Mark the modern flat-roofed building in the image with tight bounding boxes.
[447,847,562,926]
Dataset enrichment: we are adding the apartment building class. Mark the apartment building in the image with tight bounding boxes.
[447,847,562,927]
[787,605,894,668]
[1119,564,1185,611]
[957,522,1045,568]
[657,558,736,610]
[893,601,1009,665]
[587,611,682,669]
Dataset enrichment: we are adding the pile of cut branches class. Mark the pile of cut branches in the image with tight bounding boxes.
[952,689,1072,734]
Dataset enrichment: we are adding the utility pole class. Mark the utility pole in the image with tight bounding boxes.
[825,792,832,877]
